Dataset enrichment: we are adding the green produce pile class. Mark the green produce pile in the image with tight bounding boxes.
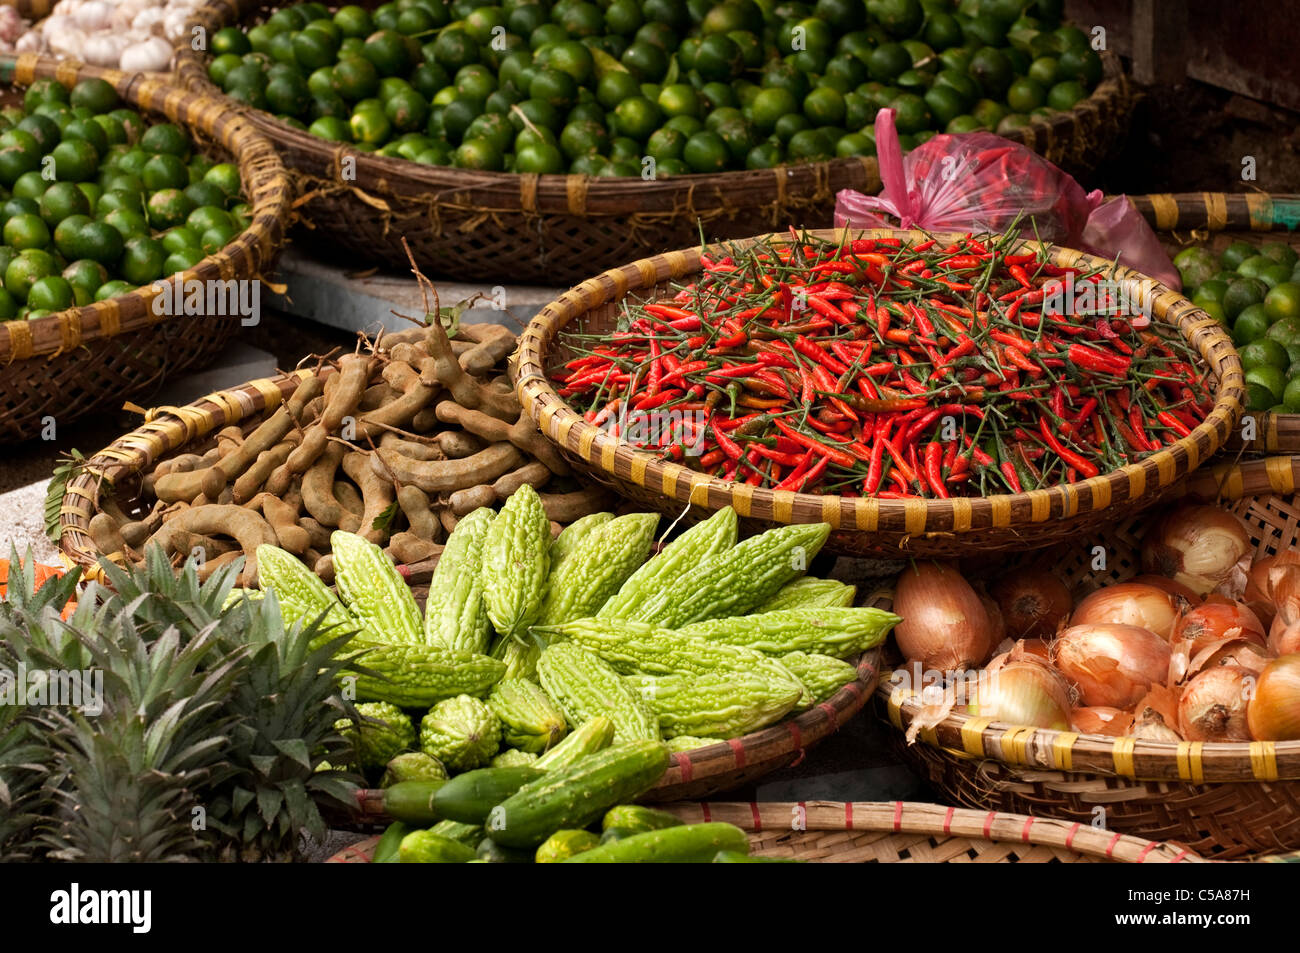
[255,487,899,834]
[0,78,249,322]
[205,0,1102,176]
[1175,241,1300,412]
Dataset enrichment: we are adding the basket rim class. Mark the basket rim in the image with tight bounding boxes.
[1135,191,1300,234]
[513,227,1245,538]
[174,2,1128,211]
[0,53,293,363]
[876,452,1300,784]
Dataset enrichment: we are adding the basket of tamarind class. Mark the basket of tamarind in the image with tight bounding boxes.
[57,319,618,587]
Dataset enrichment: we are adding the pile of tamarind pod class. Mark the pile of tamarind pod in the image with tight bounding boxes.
[86,320,615,587]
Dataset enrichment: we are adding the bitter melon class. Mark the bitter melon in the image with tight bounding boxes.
[536,643,659,743]
[487,678,568,754]
[350,640,505,707]
[481,483,551,639]
[255,543,360,642]
[535,829,600,863]
[624,672,803,739]
[678,607,900,658]
[380,751,448,787]
[625,522,831,628]
[548,512,614,575]
[533,715,615,770]
[599,506,738,619]
[533,512,659,627]
[663,735,723,754]
[492,749,539,768]
[756,577,857,612]
[780,652,858,705]
[334,701,415,770]
[331,531,423,642]
[422,506,494,653]
[419,694,502,771]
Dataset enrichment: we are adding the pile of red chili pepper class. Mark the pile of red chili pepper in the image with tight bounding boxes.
[551,227,1214,499]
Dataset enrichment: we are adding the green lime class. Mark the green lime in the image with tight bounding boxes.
[4,213,49,250]
[1217,240,1255,272]
[1174,245,1217,288]
[1283,377,1300,413]
[0,288,16,319]
[1266,315,1300,349]
[1259,262,1293,289]
[558,119,609,158]
[658,84,701,119]
[613,96,662,141]
[1264,282,1300,322]
[334,56,380,101]
[682,130,729,172]
[1246,365,1286,408]
[118,235,165,285]
[772,111,811,142]
[968,47,1013,98]
[549,40,595,85]
[1007,77,1047,112]
[453,136,504,171]
[184,181,228,211]
[1199,300,1227,325]
[530,68,579,108]
[835,131,874,157]
[787,127,831,160]
[46,139,95,184]
[866,42,911,82]
[1192,278,1229,307]
[889,92,930,133]
[1057,46,1103,85]
[621,39,669,81]
[139,123,190,159]
[465,113,514,152]
[970,98,1008,129]
[801,86,845,127]
[1232,304,1271,346]
[384,88,430,133]
[1027,55,1060,86]
[1238,254,1274,280]
[23,78,69,112]
[363,29,414,77]
[38,181,91,227]
[349,106,392,145]
[1260,242,1299,269]
[309,116,352,141]
[11,170,47,202]
[875,0,922,36]
[1240,338,1289,372]
[161,226,201,256]
[26,275,73,312]
[595,71,641,110]
[199,223,239,255]
[145,190,194,231]
[1223,277,1269,319]
[1046,79,1087,110]
[60,258,105,301]
[664,114,705,138]
[646,126,686,160]
[702,82,739,112]
[512,140,562,173]
[922,84,965,127]
[5,249,58,301]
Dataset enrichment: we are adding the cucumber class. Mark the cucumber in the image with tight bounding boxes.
[712,850,802,863]
[430,819,485,848]
[398,829,477,863]
[599,826,639,843]
[372,821,410,864]
[562,822,750,863]
[381,780,447,825]
[476,837,535,863]
[535,829,601,863]
[491,741,670,848]
[601,804,684,833]
[432,765,547,824]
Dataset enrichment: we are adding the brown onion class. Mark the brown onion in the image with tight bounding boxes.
[967,651,1072,730]
[1141,504,1252,598]
[1131,706,1184,742]
[1270,618,1300,656]
[1052,623,1172,709]
[1017,638,1052,662]
[1244,551,1300,627]
[1130,574,1201,605]
[1070,583,1181,640]
[989,570,1072,640]
[1178,666,1254,742]
[1247,655,1300,740]
[1169,601,1266,683]
[979,593,1007,648]
[1196,638,1274,678]
[1070,706,1131,737]
[893,562,993,671]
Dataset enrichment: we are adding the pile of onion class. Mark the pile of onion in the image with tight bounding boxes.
[890,503,1300,743]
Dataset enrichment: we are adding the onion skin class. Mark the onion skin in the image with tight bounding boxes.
[1070,583,1181,641]
[1269,618,1300,657]
[990,570,1072,640]
[1140,504,1252,598]
[1131,707,1184,742]
[1195,638,1273,678]
[967,652,1073,730]
[1244,551,1300,627]
[1178,666,1253,742]
[1169,601,1267,682]
[1129,574,1201,605]
[1052,623,1172,709]
[1247,655,1300,741]
[1071,706,1132,737]
[979,593,1007,648]
[893,562,993,672]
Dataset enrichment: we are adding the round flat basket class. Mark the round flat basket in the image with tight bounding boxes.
[877,453,1300,860]
[175,2,1132,284]
[0,54,291,443]
[325,799,1201,863]
[515,227,1245,558]
[1132,192,1300,454]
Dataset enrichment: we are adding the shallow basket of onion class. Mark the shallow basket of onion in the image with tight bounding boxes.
[875,453,1300,859]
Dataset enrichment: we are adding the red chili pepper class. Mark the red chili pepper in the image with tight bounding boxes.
[792,335,850,375]
[924,442,949,498]
[644,303,696,322]
[773,419,857,468]
[1158,410,1193,438]
[658,359,708,388]
[1039,417,1100,478]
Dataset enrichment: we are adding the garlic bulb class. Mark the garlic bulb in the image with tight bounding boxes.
[121,36,174,73]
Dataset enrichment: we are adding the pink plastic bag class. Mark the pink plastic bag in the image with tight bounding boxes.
[835,109,1179,290]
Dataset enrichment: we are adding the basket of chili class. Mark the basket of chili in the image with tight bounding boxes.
[1132,192,1300,455]
[515,227,1245,558]
[877,453,1300,859]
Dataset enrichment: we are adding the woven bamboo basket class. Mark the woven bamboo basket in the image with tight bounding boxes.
[1133,192,1300,455]
[515,227,1246,558]
[0,54,292,443]
[325,799,1202,863]
[877,453,1300,859]
[58,367,882,797]
[173,1,1133,284]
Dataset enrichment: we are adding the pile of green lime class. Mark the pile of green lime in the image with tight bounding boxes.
[207,0,1102,176]
[0,77,249,322]
[1176,241,1300,413]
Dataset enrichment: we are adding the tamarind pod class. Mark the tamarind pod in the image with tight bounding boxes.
[379,432,443,461]
[342,451,396,545]
[456,323,513,344]
[215,426,245,459]
[261,493,310,555]
[285,426,328,475]
[141,472,158,497]
[194,550,244,582]
[387,532,444,566]
[449,339,475,355]
[162,532,241,559]
[538,487,616,523]
[435,403,570,477]
[397,485,441,541]
[285,375,325,419]
[438,508,459,535]
[299,516,332,551]
[360,382,399,411]
[448,483,497,517]
[489,375,514,393]
[302,443,360,532]
[304,547,325,568]
[373,443,525,495]
[422,322,520,422]
[98,496,131,527]
[200,447,222,466]
[146,504,277,586]
[300,394,326,424]
[314,553,334,584]
[216,487,235,505]
[388,342,428,366]
[353,383,439,438]
[382,360,418,391]
[436,430,482,459]
[322,354,373,431]
[89,512,129,558]
[264,462,294,497]
[410,407,440,433]
[233,441,294,504]
[459,325,517,375]
[333,480,365,518]
[378,326,428,348]
[492,461,553,499]
[549,521,564,539]
[154,397,299,503]
[169,453,205,473]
